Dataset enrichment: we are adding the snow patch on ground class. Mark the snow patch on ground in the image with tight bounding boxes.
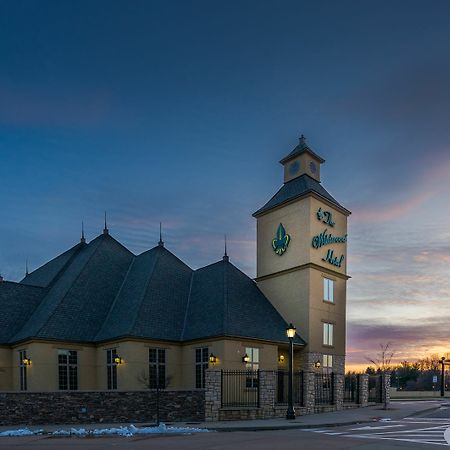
[0,423,208,438]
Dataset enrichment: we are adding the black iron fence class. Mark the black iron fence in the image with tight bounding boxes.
[221,370,260,407]
[368,374,383,403]
[315,372,334,405]
[276,370,304,406]
[344,374,360,404]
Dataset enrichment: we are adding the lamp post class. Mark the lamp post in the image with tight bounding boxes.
[441,357,446,397]
[286,323,296,420]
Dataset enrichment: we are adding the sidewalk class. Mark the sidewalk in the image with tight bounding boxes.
[0,399,448,434]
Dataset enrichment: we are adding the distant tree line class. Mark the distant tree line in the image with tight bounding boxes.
[364,354,447,391]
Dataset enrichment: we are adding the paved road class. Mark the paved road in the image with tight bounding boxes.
[0,404,449,449]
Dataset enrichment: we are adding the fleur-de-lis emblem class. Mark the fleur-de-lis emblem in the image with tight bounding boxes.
[272,223,291,256]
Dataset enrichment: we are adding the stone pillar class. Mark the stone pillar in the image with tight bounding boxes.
[204,369,221,422]
[358,374,369,406]
[333,372,344,410]
[381,372,391,407]
[259,370,276,418]
[303,371,316,413]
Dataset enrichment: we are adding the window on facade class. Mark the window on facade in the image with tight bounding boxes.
[323,278,334,303]
[245,347,259,388]
[195,347,209,389]
[323,323,334,346]
[149,348,166,389]
[58,350,78,390]
[19,350,27,391]
[323,354,333,373]
[106,349,118,390]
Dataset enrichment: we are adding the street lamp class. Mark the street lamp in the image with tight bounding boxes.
[441,357,446,397]
[286,323,296,420]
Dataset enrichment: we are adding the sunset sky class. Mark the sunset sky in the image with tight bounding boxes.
[1,1,450,369]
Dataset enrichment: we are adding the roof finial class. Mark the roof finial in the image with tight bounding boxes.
[103,211,109,235]
[81,221,86,244]
[158,222,164,247]
[25,258,29,276]
[299,134,306,146]
[223,234,229,261]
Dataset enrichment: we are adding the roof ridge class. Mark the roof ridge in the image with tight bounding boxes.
[180,271,195,341]
[22,236,105,341]
[95,256,136,340]
[127,247,164,336]
[43,242,86,290]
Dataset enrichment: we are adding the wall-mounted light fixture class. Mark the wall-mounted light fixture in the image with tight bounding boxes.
[209,353,217,364]
[278,355,285,363]
[314,360,321,369]
[22,358,32,366]
[114,356,123,365]
[242,353,250,364]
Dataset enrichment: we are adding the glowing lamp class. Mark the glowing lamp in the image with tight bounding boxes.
[286,323,296,339]
[242,353,250,363]
[22,358,31,366]
[114,356,123,365]
[209,353,217,364]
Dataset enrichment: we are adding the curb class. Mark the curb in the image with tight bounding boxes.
[208,418,377,432]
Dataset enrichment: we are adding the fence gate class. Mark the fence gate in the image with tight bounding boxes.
[368,374,383,403]
[315,373,334,405]
[276,370,304,406]
[344,374,360,404]
[221,370,260,407]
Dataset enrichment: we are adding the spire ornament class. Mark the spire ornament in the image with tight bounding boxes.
[103,212,109,235]
[81,221,86,244]
[223,234,229,261]
[158,222,164,247]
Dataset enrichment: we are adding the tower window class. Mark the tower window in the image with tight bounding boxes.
[245,347,259,388]
[323,278,334,303]
[323,323,334,346]
[323,354,333,373]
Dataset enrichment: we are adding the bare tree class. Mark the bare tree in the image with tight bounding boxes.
[137,370,173,426]
[367,342,395,410]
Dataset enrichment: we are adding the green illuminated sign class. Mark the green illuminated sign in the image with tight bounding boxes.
[317,207,335,227]
[322,249,344,268]
[272,223,290,256]
[312,229,347,249]
[314,208,345,269]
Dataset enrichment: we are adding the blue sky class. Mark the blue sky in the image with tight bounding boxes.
[1,0,450,367]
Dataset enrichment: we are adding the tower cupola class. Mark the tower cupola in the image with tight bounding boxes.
[279,134,325,183]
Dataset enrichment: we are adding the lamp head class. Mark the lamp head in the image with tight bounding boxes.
[286,323,296,339]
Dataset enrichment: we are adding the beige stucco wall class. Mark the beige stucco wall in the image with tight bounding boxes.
[0,347,12,390]
[255,187,349,373]
[10,342,96,391]
[1,338,284,392]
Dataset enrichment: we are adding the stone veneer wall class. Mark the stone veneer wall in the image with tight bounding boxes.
[0,390,205,426]
[205,369,363,421]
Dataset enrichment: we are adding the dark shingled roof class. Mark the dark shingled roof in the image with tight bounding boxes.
[21,243,84,288]
[11,234,134,343]
[0,282,45,343]
[253,174,349,217]
[183,259,304,344]
[96,245,193,342]
[2,233,305,346]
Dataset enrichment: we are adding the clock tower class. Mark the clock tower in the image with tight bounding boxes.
[253,136,350,374]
